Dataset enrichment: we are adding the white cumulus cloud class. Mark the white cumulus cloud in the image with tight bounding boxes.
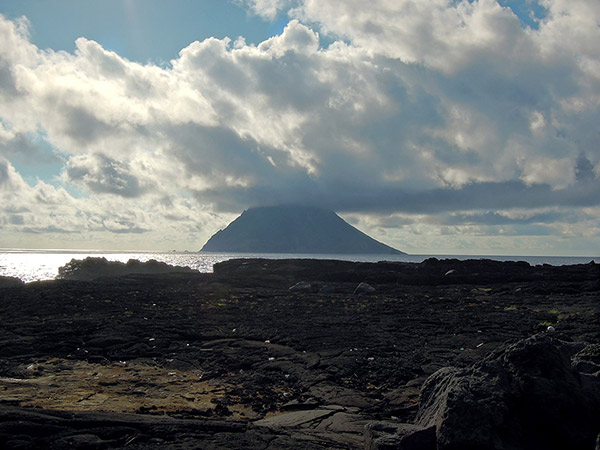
[0,1,598,254]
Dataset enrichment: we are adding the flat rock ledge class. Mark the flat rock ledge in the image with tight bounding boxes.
[2,336,598,449]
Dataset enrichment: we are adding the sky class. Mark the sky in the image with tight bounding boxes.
[0,0,599,256]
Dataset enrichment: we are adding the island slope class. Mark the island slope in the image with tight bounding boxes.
[201,205,404,254]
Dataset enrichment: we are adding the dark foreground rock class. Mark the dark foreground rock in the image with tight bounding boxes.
[0,276,23,288]
[0,258,598,448]
[414,334,600,450]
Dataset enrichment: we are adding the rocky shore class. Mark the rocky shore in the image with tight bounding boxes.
[0,258,599,449]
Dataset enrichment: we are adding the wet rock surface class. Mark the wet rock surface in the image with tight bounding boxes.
[0,258,598,449]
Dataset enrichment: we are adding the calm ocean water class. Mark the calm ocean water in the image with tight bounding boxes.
[0,250,597,283]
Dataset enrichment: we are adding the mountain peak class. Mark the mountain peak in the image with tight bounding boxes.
[201,205,404,254]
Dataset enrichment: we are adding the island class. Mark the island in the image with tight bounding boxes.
[201,205,404,254]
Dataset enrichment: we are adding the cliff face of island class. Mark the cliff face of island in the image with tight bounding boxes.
[201,205,404,254]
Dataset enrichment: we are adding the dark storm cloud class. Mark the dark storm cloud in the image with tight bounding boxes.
[377,178,600,214]
[195,164,600,216]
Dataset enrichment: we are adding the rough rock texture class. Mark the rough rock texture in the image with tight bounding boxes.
[0,258,598,448]
[416,334,600,450]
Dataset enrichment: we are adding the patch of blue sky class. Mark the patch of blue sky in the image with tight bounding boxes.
[0,0,296,64]
[8,132,64,185]
[449,0,547,29]
[16,159,87,199]
[266,15,289,39]
[60,184,88,199]
[498,0,547,29]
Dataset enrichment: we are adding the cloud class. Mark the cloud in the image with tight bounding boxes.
[257,19,319,56]
[0,122,63,169]
[22,225,78,234]
[0,159,9,185]
[0,3,598,253]
[187,151,600,215]
[438,210,590,227]
[0,157,223,248]
[101,218,149,234]
[237,0,295,20]
[291,0,528,71]
[575,152,598,183]
[65,153,147,198]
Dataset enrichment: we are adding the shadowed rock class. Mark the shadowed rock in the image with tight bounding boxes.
[0,276,23,287]
[56,257,197,281]
[364,422,436,450]
[415,334,600,450]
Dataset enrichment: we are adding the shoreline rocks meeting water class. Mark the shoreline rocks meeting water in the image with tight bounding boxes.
[0,258,598,449]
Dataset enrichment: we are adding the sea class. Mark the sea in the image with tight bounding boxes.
[0,249,597,283]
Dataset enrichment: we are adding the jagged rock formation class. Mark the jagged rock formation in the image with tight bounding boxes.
[201,205,403,254]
